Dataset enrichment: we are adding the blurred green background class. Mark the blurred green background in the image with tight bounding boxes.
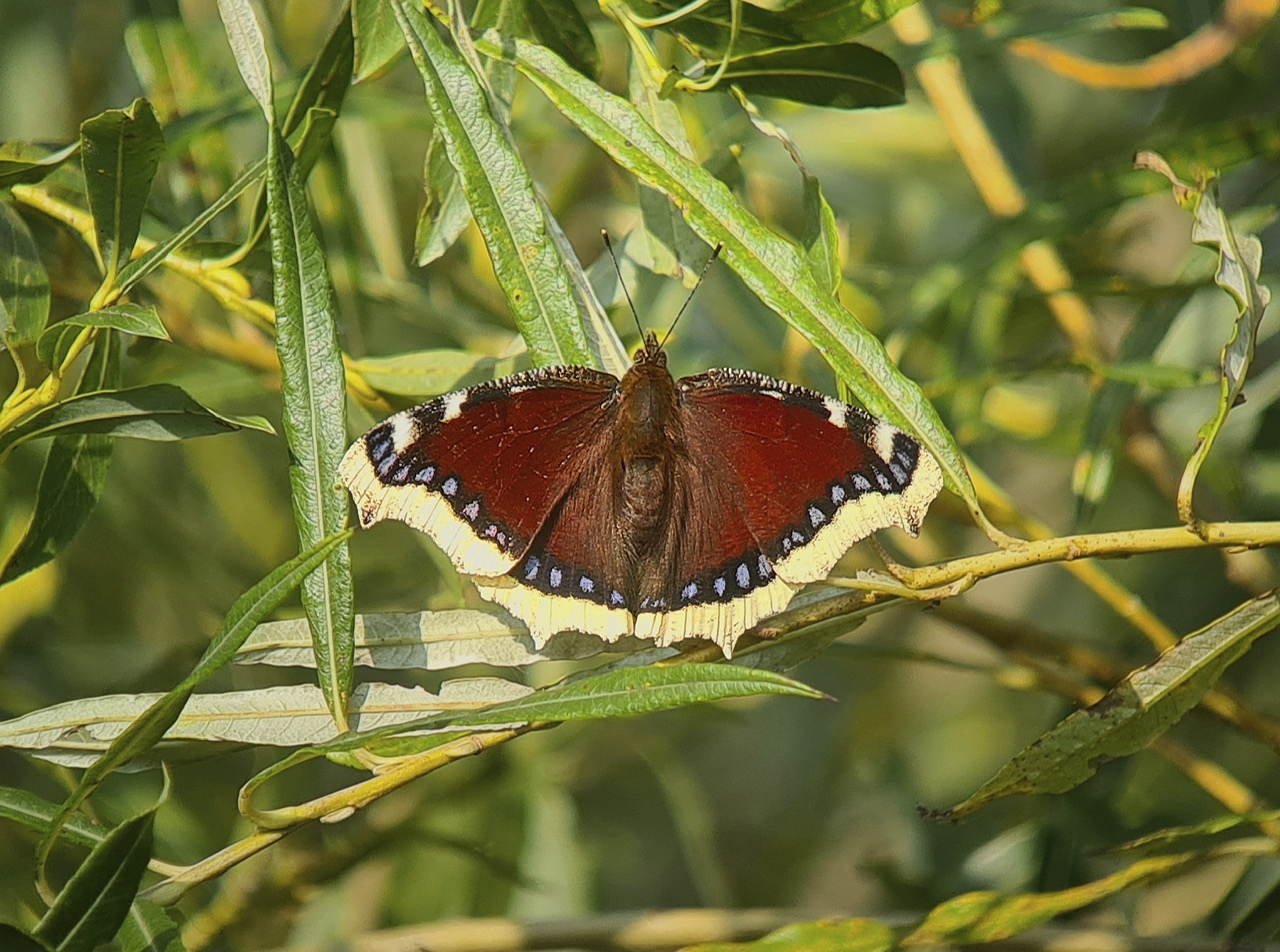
[1,0,1279,947]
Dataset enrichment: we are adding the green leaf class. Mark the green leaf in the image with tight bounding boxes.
[631,58,710,283]
[349,349,501,396]
[0,786,111,849]
[217,0,275,121]
[0,384,274,456]
[723,43,904,111]
[354,0,407,81]
[941,593,1280,819]
[489,33,982,525]
[35,305,169,365]
[413,0,524,266]
[326,663,827,753]
[265,123,355,724]
[391,0,625,373]
[773,0,921,42]
[1135,153,1272,526]
[0,202,51,346]
[689,918,894,952]
[237,609,611,670]
[280,6,353,140]
[903,852,1201,945]
[32,531,351,872]
[117,901,184,952]
[729,88,840,295]
[0,141,79,189]
[526,0,600,80]
[414,133,474,266]
[624,0,916,58]
[1,331,120,585]
[3,679,528,763]
[79,98,165,291]
[1112,811,1280,854]
[34,808,156,952]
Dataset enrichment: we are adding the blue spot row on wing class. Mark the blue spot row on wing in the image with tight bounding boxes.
[518,550,624,609]
[763,431,923,564]
[365,428,520,554]
[659,548,778,611]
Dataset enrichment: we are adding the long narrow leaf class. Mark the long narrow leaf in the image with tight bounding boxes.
[391,0,624,373]
[321,663,827,753]
[264,128,355,724]
[1135,154,1272,526]
[34,808,155,952]
[0,201,51,346]
[942,592,1280,819]
[0,384,273,456]
[3,677,525,765]
[221,0,357,727]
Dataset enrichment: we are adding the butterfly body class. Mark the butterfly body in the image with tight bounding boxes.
[340,333,943,656]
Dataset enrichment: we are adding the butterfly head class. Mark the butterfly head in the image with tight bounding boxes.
[633,331,667,369]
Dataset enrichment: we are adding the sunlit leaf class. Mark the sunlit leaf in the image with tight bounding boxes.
[350,349,501,397]
[902,852,1202,945]
[354,0,407,80]
[0,141,79,189]
[323,663,827,753]
[237,610,617,669]
[117,900,183,952]
[35,305,169,364]
[2,679,530,766]
[391,0,626,373]
[689,917,894,952]
[1135,152,1272,526]
[0,384,273,456]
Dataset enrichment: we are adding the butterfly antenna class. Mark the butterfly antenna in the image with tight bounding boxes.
[660,242,723,350]
[602,231,646,343]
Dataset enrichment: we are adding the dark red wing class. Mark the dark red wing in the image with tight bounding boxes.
[676,369,943,584]
[339,366,620,577]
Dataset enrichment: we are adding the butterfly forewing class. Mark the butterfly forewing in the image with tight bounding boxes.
[676,369,944,584]
[339,366,620,577]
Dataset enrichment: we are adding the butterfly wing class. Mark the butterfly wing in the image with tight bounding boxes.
[473,442,636,646]
[677,369,943,586]
[340,366,621,578]
[629,454,800,653]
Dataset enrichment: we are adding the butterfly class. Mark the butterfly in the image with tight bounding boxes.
[339,329,944,657]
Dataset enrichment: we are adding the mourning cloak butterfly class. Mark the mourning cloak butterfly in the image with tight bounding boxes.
[340,331,944,657]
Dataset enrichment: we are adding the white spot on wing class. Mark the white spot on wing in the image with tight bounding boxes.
[822,396,847,429]
[441,391,467,422]
[872,421,897,463]
[390,414,417,453]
